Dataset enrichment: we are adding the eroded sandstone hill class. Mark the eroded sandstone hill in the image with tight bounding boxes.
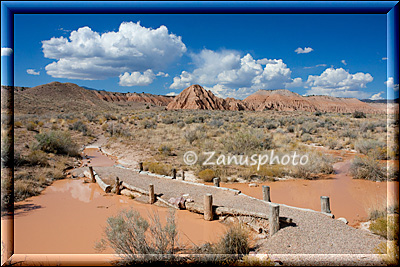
[12,82,173,114]
[167,85,391,114]
[167,84,231,110]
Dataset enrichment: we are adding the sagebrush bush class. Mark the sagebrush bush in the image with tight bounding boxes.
[355,139,387,159]
[215,224,250,255]
[222,129,272,154]
[292,152,334,179]
[33,130,80,157]
[69,120,88,135]
[352,111,366,118]
[350,156,386,181]
[183,128,200,145]
[99,209,178,263]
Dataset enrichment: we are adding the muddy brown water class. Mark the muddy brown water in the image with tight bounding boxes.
[13,148,227,255]
[11,146,398,258]
[221,148,399,227]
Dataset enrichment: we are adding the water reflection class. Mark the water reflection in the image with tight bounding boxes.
[50,180,101,203]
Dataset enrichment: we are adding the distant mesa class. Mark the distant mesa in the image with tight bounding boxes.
[7,81,396,114]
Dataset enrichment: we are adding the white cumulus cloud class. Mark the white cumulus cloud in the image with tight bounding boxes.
[306,67,373,98]
[341,60,347,66]
[26,69,40,75]
[295,47,313,54]
[170,49,301,99]
[385,77,399,91]
[42,22,186,81]
[1,47,13,56]
[370,92,384,100]
[119,69,156,86]
[166,92,178,96]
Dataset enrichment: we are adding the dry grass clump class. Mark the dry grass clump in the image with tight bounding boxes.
[198,169,216,182]
[143,161,173,176]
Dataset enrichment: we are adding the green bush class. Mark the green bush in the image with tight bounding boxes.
[198,169,216,182]
[33,131,80,157]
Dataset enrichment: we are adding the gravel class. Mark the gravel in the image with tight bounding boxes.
[74,166,386,258]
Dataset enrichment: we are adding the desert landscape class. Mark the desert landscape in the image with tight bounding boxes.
[2,81,398,265]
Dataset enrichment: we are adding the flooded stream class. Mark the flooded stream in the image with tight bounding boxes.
[13,148,227,255]
[11,145,398,257]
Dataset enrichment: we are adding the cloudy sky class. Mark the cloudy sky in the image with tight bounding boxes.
[4,13,397,99]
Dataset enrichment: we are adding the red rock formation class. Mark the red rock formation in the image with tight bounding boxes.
[167,84,230,110]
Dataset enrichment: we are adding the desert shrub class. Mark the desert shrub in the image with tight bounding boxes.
[105,122,131,138]
[99,209,178,263]
[350,156,386,181]
[198,169,216,182]
[193,223,250,259]
[340,129,357,139]
[69,120,88,135]
[26,121,37,131]
[323,137,339,149]
[161,117,175,124]
[300,122,317,134]
[83,112,96,122]
[14,121,23,128]
[25,150,48,166]
[301,133,312,142]
[143,162,172,176]
[215,224,250,255]
[208,119,224,128]
[251,164,287,180]
[104,113,118,120]
[355,139,387,159]
[14,179,42,202]
[287,125,295,133]
[14,152,27,167]
[183,128,200,145]
[369,215,399,241]
[292,152,334,179]
[222,129,272,154]
[158,145,173,156]
[33,131,80,157]
[264,120,279,130]
[352,111,366,118]
[141,119,157,129]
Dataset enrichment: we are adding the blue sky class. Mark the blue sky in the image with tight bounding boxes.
[3,13,398,99]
